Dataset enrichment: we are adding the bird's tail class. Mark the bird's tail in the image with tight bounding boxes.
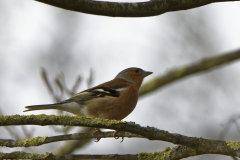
[24,103,62,112]
[24,102,82,116]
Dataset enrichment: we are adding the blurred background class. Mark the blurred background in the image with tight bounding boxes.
[1,0,240,159]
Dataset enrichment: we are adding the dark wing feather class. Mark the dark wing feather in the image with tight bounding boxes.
[91,87,120,97]
[65,80,129,104]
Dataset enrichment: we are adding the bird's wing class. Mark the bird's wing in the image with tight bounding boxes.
[66,79,129,103]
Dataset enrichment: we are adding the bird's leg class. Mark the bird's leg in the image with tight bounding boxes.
[93,128,102,142]
[113,130,124,143]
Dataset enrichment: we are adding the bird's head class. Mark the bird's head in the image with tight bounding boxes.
[116,67,152,86]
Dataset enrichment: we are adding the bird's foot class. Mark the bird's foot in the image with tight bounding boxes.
[93,128,102,142]
[113,130,124,143]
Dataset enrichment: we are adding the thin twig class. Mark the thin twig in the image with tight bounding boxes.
[71,76,82,95]
[87,68,93,88]
[0,131,143,147]
[40,68,60,102]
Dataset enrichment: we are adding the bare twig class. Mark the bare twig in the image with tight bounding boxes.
[40,68,61,102]
[20,126,34,139]
[56,72,75,96]
[71,76,82,95]
[219,115,240,140]
[87,68,94,88]
[54,74,64,101]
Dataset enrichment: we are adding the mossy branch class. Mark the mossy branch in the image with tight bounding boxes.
[140,49,240,97]
[34,0,239,17]
[0,145,239,159]
[0,131,143,147]
[1,151,137,160]
[0,146,191,160]
[1,115,240,158]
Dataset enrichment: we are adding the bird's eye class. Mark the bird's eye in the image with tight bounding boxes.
[135,69,139,73]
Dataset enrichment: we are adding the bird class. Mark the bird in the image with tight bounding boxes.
[24,67,152,141]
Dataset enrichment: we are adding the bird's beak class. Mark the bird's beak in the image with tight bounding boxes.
[142,70,153,77]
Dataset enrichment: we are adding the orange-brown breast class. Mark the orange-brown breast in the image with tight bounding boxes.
[85,83,139,120]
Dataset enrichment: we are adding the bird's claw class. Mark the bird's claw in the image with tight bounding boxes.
[94,138,101,142]
[113,130,124,143]
[93,129,124,142]
[120,137,124,143]
[93,128,102,142]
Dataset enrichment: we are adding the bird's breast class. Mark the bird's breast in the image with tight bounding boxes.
[85,86,139,120]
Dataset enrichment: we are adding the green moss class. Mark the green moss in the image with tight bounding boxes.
[0,151,52,159]
[139,78,160,95]
[138,147,172,160]
[0,114,127,128]
[15,136,47,147]
[226,140,240,151]
[170,67,187,77]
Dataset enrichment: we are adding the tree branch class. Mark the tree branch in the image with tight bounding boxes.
[0,151,138,160]
[0,131,143,147]
[139,49,240,97]
[1,115,240,158]
[34,0,238,17]
[0,145,238,159]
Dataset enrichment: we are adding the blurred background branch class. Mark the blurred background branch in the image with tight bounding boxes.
[219,114,240,140]
[35,0,238,17]
[39,68,94,154]
[139,49,240,96]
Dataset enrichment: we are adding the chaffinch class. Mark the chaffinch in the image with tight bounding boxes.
[24,67,152,141]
